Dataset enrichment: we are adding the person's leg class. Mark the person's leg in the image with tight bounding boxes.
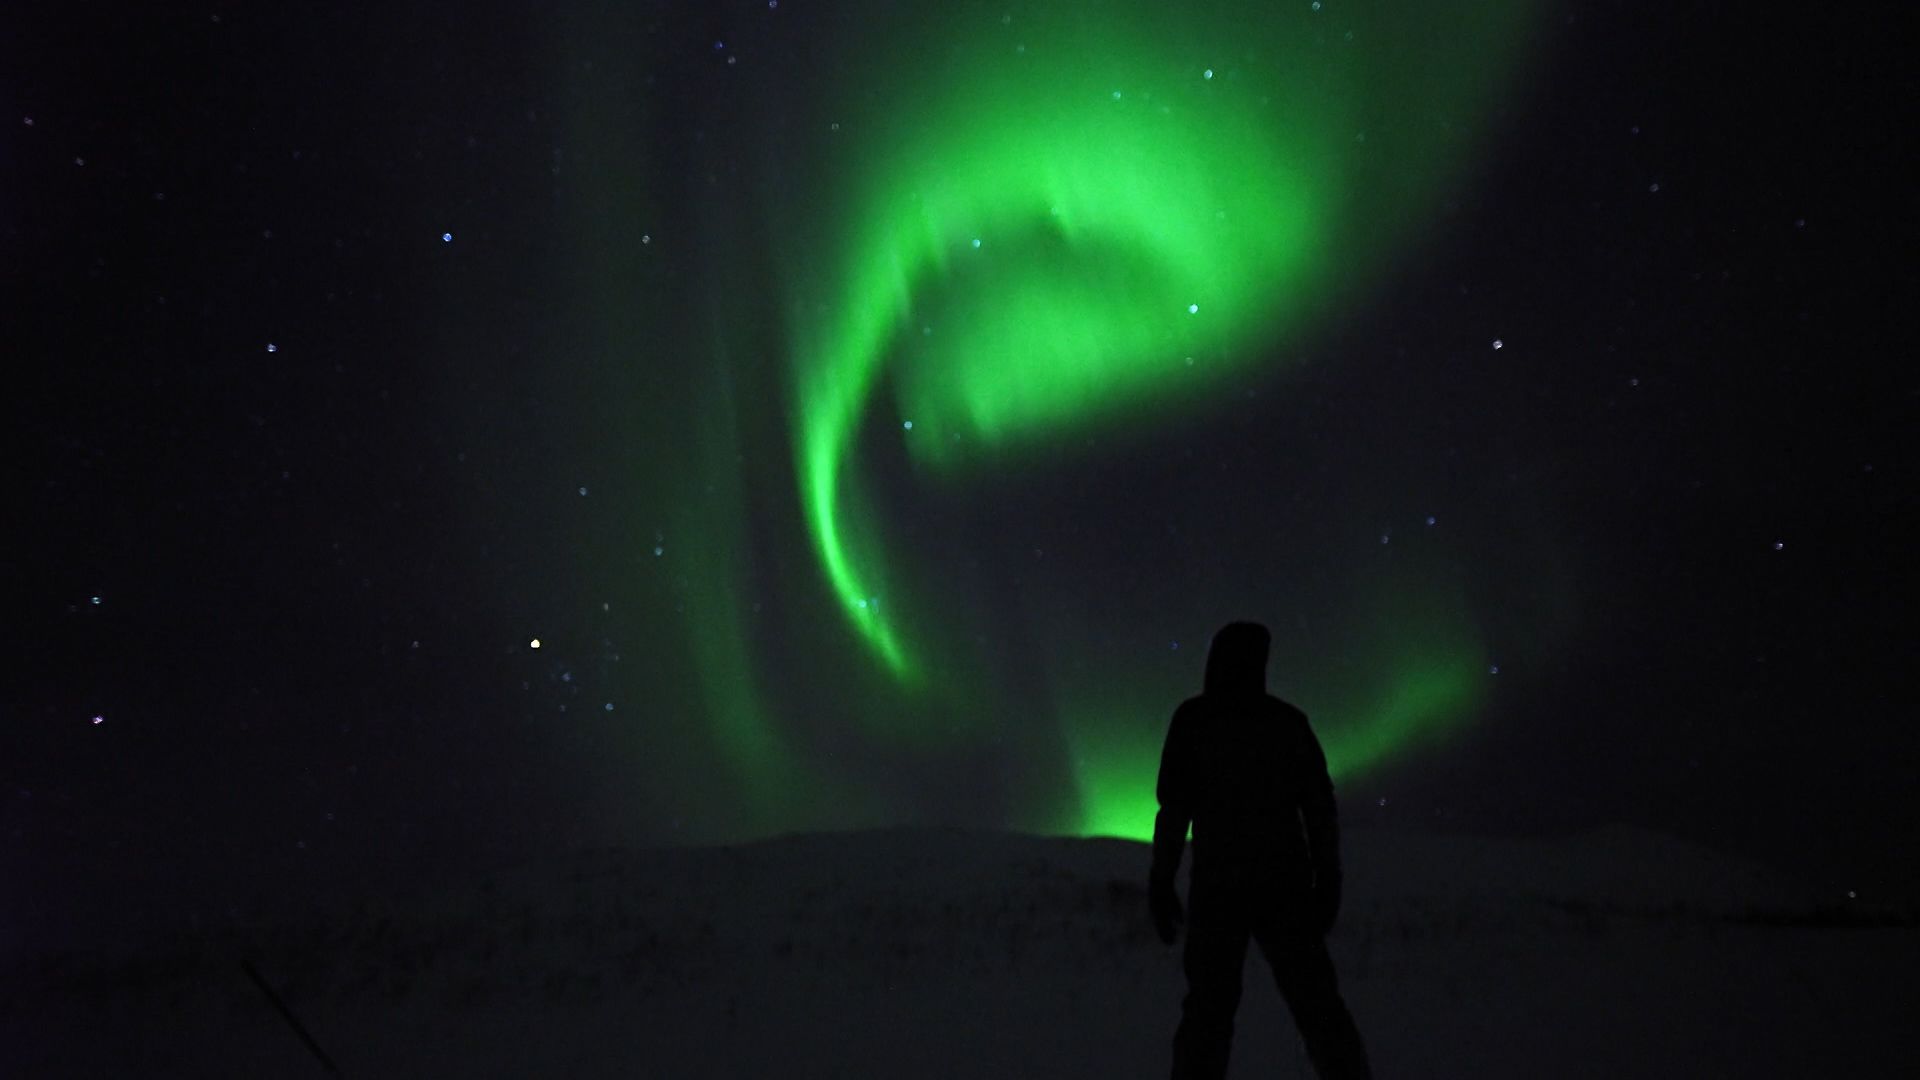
[1254,928,1373,1080]
[1171,914,1251,1080]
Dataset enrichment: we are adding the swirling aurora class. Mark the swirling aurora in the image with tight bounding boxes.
[570,0,1539,843]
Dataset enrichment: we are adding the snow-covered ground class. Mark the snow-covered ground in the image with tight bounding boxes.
[5,825,1914,1077]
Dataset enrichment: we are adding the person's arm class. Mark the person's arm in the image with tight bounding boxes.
[1299,719,1343,928]
[1151,705,1195,884]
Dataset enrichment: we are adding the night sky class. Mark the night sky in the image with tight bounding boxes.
[10,1,1914,945]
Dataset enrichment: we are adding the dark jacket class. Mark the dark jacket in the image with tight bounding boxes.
[1151,622,1340,890]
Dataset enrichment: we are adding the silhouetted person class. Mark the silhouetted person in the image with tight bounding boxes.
[1151,621,1372,1080]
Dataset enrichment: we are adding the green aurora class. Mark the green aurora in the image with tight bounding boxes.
[571,1,1540,843]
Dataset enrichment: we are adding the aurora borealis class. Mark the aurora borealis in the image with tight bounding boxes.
[793,8,1343,680]
[600,0,1540,841]
[793,1,1528,689]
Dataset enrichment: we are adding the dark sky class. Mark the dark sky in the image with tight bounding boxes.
[8,1,1915,947]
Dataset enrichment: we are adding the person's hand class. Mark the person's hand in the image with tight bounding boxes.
[1150,874,1184,945]
[1312,870,1343,936]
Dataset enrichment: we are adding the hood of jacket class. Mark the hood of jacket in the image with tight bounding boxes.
[1203,621,1271,697]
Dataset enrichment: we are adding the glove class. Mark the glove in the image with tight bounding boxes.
[1150,873,1185,945]
[1311,869,1343,936]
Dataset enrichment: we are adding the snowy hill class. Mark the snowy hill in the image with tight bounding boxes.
[5,825,1914,1078]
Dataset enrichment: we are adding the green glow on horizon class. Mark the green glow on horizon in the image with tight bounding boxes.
[1052,628,1485,843]
[789,1,1533,699]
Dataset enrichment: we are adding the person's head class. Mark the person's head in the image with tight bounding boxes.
[1204,621,1271,697]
